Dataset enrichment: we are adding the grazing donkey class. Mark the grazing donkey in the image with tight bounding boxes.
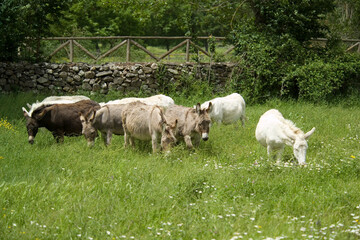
[255,109,316,165]
[200,93,246,126]
[23,95,90,117]
[23,100,100,144]
[80,104,125,147]
[121,101,177,153]
[165,103,213,149]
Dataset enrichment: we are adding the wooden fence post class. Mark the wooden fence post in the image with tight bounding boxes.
[126,39,131,62]
[186,39,190,63]
[69,40,74,62]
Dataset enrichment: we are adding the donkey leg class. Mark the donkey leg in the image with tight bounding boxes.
[184,135,194,149]
[124,131,130,148]
[241,116,246,127]
[129,137,135,147]
[267,145,275,161]
[53,132,64,143]
[151,136,159,153]
[106,131,112,146]
[101,131,107,145]
[276,147,284,163]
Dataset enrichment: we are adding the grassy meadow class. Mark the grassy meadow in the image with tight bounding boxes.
[1,93,360,239]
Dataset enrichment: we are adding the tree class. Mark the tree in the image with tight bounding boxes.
[63,0,142,36]
[0,0,70,61]
[230,0,338,102]
[328,0,360,38]
[246,0,335,43]
[0,0,25,61]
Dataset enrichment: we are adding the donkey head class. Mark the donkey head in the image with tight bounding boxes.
[293,127,316,165]
[195,102,213,141]
[79,109,98,147]
[22,106,50,144]
[160,119,178,152]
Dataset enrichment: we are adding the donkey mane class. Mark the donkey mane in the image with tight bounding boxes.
[30,104,51,117]
[280,118,304,137]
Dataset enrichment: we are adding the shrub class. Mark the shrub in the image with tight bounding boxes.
[230,25,309,103]
[286,60,344,102]
[156,64,213,99]
[283,54,360,102]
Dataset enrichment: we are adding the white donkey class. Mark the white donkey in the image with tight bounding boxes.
[100,94,174,109]
[255,109,315,165]
[200,93,246,126]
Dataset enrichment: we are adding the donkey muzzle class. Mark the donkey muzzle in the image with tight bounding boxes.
[202,133,209,141]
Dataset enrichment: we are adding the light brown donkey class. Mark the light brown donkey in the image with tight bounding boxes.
[164,103,212,149]
[121,101,177,153]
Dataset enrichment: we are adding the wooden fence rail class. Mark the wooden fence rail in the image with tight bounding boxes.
[312,38,360,52]
[23,36,360,63]
[39,36,231,63]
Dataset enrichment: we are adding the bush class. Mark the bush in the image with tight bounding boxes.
[286,60,344,102]
[156,64,213,100]
[283,54,360,102]
[230,25,309,103]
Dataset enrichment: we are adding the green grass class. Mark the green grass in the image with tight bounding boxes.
[1,93,360,239]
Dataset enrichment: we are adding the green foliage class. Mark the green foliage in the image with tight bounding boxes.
[156,64,213,99]
[287,60,344,101]
[231,26,360,103]
[0,0,70,61]
[65,1,141,36]
[283,54,360,102]
[230,0,360,103]
[328,0,360,38]
[247,0,336,42]
[0,0,24,61]
[230,25,307,102]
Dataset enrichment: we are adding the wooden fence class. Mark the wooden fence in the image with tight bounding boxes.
[39,36,235,63]
[23,36,360,63]
[312,38,360,51]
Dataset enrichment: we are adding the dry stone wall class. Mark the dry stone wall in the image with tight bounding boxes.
[0,62,236,94]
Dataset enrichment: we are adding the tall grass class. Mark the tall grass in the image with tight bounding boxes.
[1,93,360,239]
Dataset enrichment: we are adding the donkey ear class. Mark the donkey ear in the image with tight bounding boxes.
[161,119,169,132]
[37,107,51,120]
[22,107,29,117]
[195,103,201,114]
[173,119,178,128]
[305,127,315,139]
[88,110,96,122]
[206,102,213,113]
[83,108,96,123]
[79,113,86,123]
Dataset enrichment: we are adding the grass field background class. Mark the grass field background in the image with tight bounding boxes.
[1,93,360,239]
